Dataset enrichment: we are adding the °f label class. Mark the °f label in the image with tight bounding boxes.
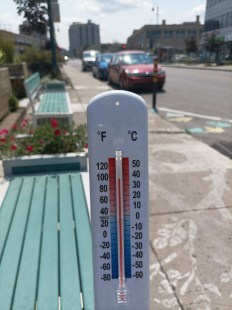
[87,90,149,310]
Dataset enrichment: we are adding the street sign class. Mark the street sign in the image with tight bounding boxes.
[87,91,149,310]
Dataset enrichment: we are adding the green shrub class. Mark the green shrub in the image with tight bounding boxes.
[0,49,6,64]
[20,46,64,64]
[0,119,88,159]
[0,36,14,63]
[8,94,19,112]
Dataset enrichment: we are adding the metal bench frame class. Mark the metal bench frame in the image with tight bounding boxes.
[24,73,73,127]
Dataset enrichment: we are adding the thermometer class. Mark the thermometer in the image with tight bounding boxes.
[87,91,149,310]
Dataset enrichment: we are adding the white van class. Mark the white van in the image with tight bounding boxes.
[82,50,99,71]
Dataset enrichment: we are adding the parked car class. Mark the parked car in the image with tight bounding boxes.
[82,50,99,71]
[108,50,166,90]
[92,53,114,79]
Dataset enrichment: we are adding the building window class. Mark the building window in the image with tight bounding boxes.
[176,30,185,38]
[164,31,173,39]
[205,12,232,31]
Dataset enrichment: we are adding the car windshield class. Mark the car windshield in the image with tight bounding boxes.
[83,51,98,57]
[120,53,152,65]
[101,54,113,63]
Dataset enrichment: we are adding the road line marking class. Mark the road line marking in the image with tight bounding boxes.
[159,107,232,123]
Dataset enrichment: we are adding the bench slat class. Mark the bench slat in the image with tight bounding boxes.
[0,178,23,259]
[38,92,68,113]
[59,174,82,310]
[37,176,59,310]
[0,177,35,309]
[71,174,94,310]
[13,176,47,309]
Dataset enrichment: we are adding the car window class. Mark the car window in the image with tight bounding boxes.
[101,54,113,63]
[121,53,149,65]
[83,51,98,57]
[112,55,119,65]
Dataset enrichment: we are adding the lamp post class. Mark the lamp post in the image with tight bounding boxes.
[47,0,58,76]
[152,2,159,55]
[151,2,159,112]
[152,2,159,26]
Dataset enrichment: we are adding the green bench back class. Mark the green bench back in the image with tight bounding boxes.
[24,72,41,99]
[23,73,41,113]
[0,173,94,310]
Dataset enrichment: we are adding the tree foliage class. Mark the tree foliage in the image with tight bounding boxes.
[0,35,14,63]
[203,32,224,54]
[185,37,198,54]
[13,0,48,35]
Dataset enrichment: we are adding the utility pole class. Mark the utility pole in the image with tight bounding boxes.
[152,2,159,54]
[47,0,58,76]
[152,2,159,112]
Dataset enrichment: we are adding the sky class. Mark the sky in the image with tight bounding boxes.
[0,0,206,50]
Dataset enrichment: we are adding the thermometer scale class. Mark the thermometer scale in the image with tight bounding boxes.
[87,91,149,310]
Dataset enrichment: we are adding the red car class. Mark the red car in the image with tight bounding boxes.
[108,50,166,90]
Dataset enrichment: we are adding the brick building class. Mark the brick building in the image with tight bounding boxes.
[127,16,203,61]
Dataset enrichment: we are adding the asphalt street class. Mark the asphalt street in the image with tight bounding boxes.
[75,60,232,159]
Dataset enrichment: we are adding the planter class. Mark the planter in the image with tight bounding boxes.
[3,152,87,178]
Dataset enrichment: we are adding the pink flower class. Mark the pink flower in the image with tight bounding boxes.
[10,144,17,150]
[21,120,28,128]
[50,118,58,128]
[54,129,61,136]
[0,138,7,143]
[0,129,9,136]
[26,145,33,152]
[84,143,88,149]
[39,139,44,144]
[12,124,18,131]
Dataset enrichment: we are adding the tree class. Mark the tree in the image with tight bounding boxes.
[203,32,224,63]
[13,0,48,35]
[0,35,14,63]
[185,37,198,55]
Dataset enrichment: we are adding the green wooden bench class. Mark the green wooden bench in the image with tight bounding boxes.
[0,172,94,310]
[24,73,73,127]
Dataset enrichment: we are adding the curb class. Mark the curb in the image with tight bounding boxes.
[163,64,232,73]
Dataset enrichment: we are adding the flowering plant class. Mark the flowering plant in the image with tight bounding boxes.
[0,119,88,159]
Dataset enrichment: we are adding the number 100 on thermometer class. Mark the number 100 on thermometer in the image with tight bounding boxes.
[87,91,149,310]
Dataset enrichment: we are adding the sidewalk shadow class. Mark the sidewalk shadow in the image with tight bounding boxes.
[108,82,166,95]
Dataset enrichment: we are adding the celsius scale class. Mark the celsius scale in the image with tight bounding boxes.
[87,91,149,310]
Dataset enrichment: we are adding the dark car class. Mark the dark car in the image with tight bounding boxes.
[82,50,99,71]
[108,50,166,90]
[92,53,114,79]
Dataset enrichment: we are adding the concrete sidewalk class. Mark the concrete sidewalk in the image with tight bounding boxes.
[62,62,232,310]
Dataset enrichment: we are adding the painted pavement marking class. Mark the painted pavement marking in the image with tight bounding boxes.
[160,107,232,123]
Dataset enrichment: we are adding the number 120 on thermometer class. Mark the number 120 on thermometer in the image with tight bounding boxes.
[87,91,149,310]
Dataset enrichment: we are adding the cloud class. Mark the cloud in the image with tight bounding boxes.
[75,0,150,15]
[187,3,206,21]
[0,13,23,33]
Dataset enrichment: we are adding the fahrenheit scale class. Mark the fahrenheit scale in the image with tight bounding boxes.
[87,91,149,310]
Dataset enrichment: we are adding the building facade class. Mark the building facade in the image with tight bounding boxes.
[127,16,203,61]
[204,0,232,57]
[69,20,100,57]
[0,29,46,56]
